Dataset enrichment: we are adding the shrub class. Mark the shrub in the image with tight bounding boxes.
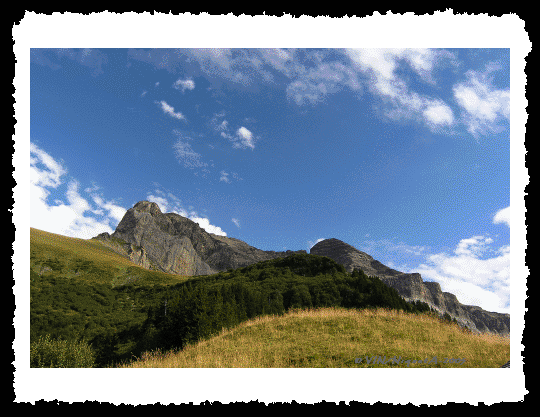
[30,334,96,368]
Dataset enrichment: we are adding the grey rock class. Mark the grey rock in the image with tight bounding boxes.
[91,231,158,271]
[95,203,509,337]
[310,238,510,337]
[109,201,217,276]
[102,201,307,276]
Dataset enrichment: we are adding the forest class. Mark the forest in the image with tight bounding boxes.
[31,252,452,367]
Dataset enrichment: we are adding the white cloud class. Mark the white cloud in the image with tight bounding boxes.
[158,100,186,120]
[493,206,510,228]
[453,64,510,137]
[91,195,126,223]
[30,143,127,239]
[147,189,227,236]
[414,211,510,314]
[416,236,510,314]
[423,100,454,126]
[189,48,233,71]
[219,171,231,183]
[344,48,456,132]
[232,218,240,228]
[173,78,195,92]
[213,113,256,150]
[259,48,293,76]
[235,127,255,149]
[190,216,227,236]
[360,214,510,314]
[285,61,361,106]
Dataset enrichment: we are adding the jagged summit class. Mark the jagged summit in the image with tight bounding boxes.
[91,203,509,336]
[132,200,162,216]
[100,200,307,277]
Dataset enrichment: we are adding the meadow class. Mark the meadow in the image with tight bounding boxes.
[29,228,509,368]
[116,306,509,368]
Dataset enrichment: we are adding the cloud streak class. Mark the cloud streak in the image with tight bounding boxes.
[158,100,186,120]
[453,63,510,137]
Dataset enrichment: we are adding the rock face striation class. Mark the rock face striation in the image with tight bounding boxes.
[91,202,509,336]
[95,201,307,276]
[310,238,510,336]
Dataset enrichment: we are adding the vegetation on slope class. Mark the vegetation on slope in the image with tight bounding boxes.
[30,227,487,368]
[118,307,509,368]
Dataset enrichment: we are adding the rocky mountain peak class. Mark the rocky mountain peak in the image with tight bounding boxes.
[133,200,162,216]
[98,203,509,336]
[310,238,379,277]
[107,200,308,277]
[309,237,510,336]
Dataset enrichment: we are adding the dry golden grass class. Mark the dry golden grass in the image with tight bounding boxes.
[118,306,510,368]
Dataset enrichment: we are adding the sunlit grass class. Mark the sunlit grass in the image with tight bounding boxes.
[30,227,190,286]
[117,306,509,368]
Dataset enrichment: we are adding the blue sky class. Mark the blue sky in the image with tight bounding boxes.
[28,47,512,314]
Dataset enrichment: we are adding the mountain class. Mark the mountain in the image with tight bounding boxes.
[93,200,307,276]
[92,201,509,336]
[310,238,510,336]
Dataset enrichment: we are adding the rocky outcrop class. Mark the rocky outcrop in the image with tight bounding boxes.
[100,201,307,276]
[310,238,510,336]
[92,203,509,336]
[92,232,158,271]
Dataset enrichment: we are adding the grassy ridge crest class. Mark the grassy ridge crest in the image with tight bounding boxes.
[118,306,510,368]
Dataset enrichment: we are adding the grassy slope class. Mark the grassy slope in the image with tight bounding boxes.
[30,227,190,286]
[118,306,510,368]
[30,228,196,365]
[30,228,509,368]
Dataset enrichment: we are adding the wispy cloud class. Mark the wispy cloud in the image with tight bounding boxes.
[219,170,231,183]
[30,142,127,239]
[31,48,108,76]
[286,60,361,106]
[344,48,456,132]
[173,78,195,92]
[211,112,256,150]
[130,48,507,140]
[453,63,510,137]
[232,218,240,228]
[157,100,186,120]
[172,130,208,169]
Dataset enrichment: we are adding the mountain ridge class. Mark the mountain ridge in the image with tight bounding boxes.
[310,238,509,336]
[92,200,509,336]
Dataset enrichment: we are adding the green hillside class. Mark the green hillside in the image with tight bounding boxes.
[29,227,508,368]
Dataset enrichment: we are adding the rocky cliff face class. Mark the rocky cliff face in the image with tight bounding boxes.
[92,202,508,336]
[310,238,510,336]
[101,201,307,276]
